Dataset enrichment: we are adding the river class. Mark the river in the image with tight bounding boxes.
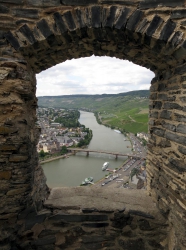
[42,111,131,187]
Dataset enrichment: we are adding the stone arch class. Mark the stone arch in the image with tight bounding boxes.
[1,1,186,249]
[5,5,184,73]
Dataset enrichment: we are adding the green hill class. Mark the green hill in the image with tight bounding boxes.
[38,90,150,134]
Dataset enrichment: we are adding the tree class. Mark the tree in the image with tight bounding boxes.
[61,146,68,155]
[39,150,45,158]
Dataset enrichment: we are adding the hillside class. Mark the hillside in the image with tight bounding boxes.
[38,90,150,134]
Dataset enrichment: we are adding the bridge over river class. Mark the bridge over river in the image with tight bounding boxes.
[67,148,145,160]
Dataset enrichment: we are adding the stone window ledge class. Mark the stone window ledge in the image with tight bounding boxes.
[44,187,159,217]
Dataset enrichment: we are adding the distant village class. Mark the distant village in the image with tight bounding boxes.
[37,108,88,154]
[37,107,148,158]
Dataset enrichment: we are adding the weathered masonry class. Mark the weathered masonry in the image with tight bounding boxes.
[0,0,186,249]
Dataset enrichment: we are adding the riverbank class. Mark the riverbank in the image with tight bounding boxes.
[40,153,73,164]
[42,111,132,187]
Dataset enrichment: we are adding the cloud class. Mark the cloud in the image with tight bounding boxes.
[36,56,154,96]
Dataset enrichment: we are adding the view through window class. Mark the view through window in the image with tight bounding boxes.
[36,56,154,189]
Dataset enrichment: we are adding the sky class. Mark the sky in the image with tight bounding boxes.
[36,55,155,97]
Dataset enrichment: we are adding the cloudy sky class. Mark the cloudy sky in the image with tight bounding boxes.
[36,56,154,97]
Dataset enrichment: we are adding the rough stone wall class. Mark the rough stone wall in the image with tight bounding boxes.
[0,0,186,249]
[148,69,186,249]
[16,187,169,250]
[0,50,49,247]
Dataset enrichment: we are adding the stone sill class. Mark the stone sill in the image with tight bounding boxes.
[44,187,160,217]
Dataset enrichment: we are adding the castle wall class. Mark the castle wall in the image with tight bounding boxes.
[0,1,186,249]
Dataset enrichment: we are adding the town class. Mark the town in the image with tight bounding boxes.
[36,107,92,158]
[37,107,148,190]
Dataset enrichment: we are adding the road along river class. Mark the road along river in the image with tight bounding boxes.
[42,111,132,187]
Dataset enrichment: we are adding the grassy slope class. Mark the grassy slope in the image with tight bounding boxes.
[38,90,149,134]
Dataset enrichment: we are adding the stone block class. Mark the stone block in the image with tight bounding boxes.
[157,83,166,92]
[171,9,186,19]
[0,68,9,80]
[139,0,184,9]
[160,110,172,120]
[81,241,115,249]
[148,240,164,250]
[157,139,171,148]
[0,4,9,14]
[112,212,131,228]
[0,171,11,180]
[4,31,20,50]
[165,131,186,146]
[158,94,169,101]
[19,24,37,45]
[136,18,148,33]
[175,62,186,75]
[50,214,108,222]
[61,0,98,5]
[0,126,18,135]
[32,236,56,246]
[178,145,186,155]
[152,127,165,137]
[82,235,110,243]
[149,119,155,126]
[170,31,183,47]
[163,102,182,110]
[129,210,155,219]
[103,6,118,28]
[160,19,176,42]
[126,9,143,32]
[9,155,28,162]
[6,187,27,196]
[150,93,157,100]
[91,6,101,28]
[181,76,186,82]
[82,208,98,213]
[168,158,186,172]
[0,213,17,220]
[115,7,130,29]
[63,11,76,30]
[82,222,109,227]
[162,121,176,132]
[138,219,152,231]
[25,214,47,230]
[0,158,7,163]
[27,0,61,7]
[167,96,176,102]
[75,8,85,28]
[16,19,34,26]
[118,238,145,250]
[180,96,186,103]
[37,19,53,38]
[146,15,163,37]
[100,0,136,4]
[174,113,186,122]
[39,229,59,237]
[12,9,39,19]
[176,124,186,134]
[55,232,65,246]
[153,101,162,109]
[173,43,186,60]
[150,111,158,118]
[0,0,23,4]
[53,12,67,33]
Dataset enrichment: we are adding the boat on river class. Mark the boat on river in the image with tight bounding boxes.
[82,177,94,185]
[114,129,121,133]
[102,162,109,171]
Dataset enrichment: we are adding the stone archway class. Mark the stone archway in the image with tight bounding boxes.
[0,1,186,249]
